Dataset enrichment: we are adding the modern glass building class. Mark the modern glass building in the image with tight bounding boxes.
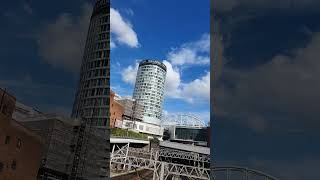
[174,127,208,142]
[133,60,167,125]
[72,0,110,127]
[70,0,109,179]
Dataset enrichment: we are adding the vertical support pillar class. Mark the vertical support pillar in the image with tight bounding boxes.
[123,143,130,170]
[244,169,248,180]
[110,145,115,170]
[159,162,165,180]
[227,169,230,180]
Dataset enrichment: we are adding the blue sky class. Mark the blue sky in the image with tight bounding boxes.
[0,0,210,123]
[110,0,210,123]
[0,0,93,115]
[213,1,320,179]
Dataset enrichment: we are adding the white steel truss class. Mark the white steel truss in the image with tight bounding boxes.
[110,143,210,180]
[158,147,210,163]
[161,113,206,127]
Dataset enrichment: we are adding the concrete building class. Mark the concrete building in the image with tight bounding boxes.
[110,92,163,138]
[133,60,167,125]
[0,89,44,180]
[165,125,209,147]
[14,107,109,180]
[116,96,144,122]
[110,91,124,128]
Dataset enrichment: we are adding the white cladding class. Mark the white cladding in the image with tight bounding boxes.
[133,60,167,125]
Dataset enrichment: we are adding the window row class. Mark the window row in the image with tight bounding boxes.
[79,88,109,98]
[81,97,109,107]
[85,50,108,60]
[83,60,109,71]
[1,135,22,149]
[83,68,108,79]
[82,78,108,89]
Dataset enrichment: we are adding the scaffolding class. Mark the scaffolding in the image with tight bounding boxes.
[21,115,79,179]
[19,113,109,180]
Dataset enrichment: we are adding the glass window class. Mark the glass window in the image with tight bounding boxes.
[5,136,10,145]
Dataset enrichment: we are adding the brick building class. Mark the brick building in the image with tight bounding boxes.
[0,89,44,180]
[110,91,124,128]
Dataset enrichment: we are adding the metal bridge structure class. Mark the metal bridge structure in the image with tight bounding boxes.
[211,166,279,180]
[110,143,210,180]
[161,113,206,128]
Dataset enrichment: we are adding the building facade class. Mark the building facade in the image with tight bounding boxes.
[166,125,209,147]
[110,91,124,128]
[71,0,110,127]
[133,60,167,125]
[0,89,44,180]
[70,0,110,179]
[117,97,144,122]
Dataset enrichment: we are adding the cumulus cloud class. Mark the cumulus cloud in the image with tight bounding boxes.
[163,60,181,98]
[180,72,210,103]
[37,3,92,73]
[110,8,139,48]
[164,62,210,103]
[121,60,210,103]
[119,33,211,103]
[215,31,320,133]
[121,62,139,85]
[167,34,210,65]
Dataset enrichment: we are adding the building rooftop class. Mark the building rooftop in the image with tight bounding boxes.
[139,59,167,71]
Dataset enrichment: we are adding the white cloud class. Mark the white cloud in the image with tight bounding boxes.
[119,33,210,104]
[180,71,210,103]
[215,31,320,132]
[167,34,210,65]
[110,38,116,49]
[110,8,139,48]
[121,60,210,103]
[37,3,92,73]
[163,60,181,98]
[121,62,139,85]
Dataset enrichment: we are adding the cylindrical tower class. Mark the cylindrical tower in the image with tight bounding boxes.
[133,60,167,125]
[72,0,110,127]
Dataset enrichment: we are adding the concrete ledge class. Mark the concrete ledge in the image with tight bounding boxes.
[160,141,210,155]
[110,137,149,144]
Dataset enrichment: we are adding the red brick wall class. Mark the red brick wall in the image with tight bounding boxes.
[0,90,44,180]
[110,91,124,128]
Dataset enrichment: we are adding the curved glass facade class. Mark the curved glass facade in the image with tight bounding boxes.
[133,60,167,125]
[72,0,110,127]
[70,0,109,179]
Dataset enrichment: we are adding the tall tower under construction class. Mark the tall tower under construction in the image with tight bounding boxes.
[71,0,110,179]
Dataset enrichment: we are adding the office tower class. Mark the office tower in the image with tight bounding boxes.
[72,0,109,127]
[70,0,109,179]
[133,60,167,125]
